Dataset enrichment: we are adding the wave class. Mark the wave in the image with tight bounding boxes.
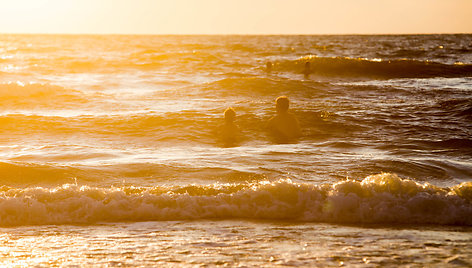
[376,46,472,60]
[0,173,470,226]
[390,48,428,58]
[0,161,260,187]
[0,107,332,146]
[438,98,472,119]
[0,111,220,143]
[417,138,472,150]
[25,50,229,73]
[200,77,326,97]
[0,82,87,107]
[0,162,82,185]
[277,56,472,78]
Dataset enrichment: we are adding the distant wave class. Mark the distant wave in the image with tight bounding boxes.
[376,47,472,59]
[0,82,87,107]
[22,50,229,73]
[7,50,472,77]
[200,77,327,96]
[277,57,472,78]
[0,173,470,226]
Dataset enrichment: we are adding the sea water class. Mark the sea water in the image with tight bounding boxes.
[0,34,471,266]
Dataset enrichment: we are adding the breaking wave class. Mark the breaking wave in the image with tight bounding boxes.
[0,173,471,226]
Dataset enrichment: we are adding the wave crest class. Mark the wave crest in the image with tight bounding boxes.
[277,56,472,78]
[0,173,470,226]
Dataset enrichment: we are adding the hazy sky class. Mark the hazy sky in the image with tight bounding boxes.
[0,0,471,34]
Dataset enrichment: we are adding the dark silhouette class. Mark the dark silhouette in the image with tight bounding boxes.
[303,61,311,78]
[266,61,273,73]
[267,96,301,143]
[217,107,240,146]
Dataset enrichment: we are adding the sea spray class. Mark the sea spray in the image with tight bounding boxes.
[1,173,470,226]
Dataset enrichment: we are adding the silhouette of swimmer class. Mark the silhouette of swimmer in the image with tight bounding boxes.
[303,61,311,78]
[266,61,273,73]
[217,107,240,146]
[267,96,302,142]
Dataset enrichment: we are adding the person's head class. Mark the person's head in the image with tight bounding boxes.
[304,61,310,69]
[224,107,236,123]
[275,96,290,113]
[266,61,273,71]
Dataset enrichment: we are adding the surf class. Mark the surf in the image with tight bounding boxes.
[0,173,470,226]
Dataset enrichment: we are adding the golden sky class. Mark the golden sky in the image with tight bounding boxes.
[0,0,471,34]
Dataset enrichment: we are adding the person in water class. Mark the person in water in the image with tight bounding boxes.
[218,107,240,145]
[267,96,302,142]
[266,61,273,73]
[303,61,311,78]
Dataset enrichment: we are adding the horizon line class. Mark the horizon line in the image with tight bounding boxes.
[1,32,471,36]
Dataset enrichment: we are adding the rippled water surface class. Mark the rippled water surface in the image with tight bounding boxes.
[0,34,471,266]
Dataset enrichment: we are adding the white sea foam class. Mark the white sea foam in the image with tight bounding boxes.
[0,173,470,226]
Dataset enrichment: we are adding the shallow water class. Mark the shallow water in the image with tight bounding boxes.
[0,34,471,266]
[2,221,471,267]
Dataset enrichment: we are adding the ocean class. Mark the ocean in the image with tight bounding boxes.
[0,34,471,266]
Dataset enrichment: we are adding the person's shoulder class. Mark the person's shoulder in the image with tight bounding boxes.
[267,115,278,126]
[288,112,298,120]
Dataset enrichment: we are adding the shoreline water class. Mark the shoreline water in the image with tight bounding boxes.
[1,220,471,267]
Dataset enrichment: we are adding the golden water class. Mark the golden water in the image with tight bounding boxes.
[0,34,471,266]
